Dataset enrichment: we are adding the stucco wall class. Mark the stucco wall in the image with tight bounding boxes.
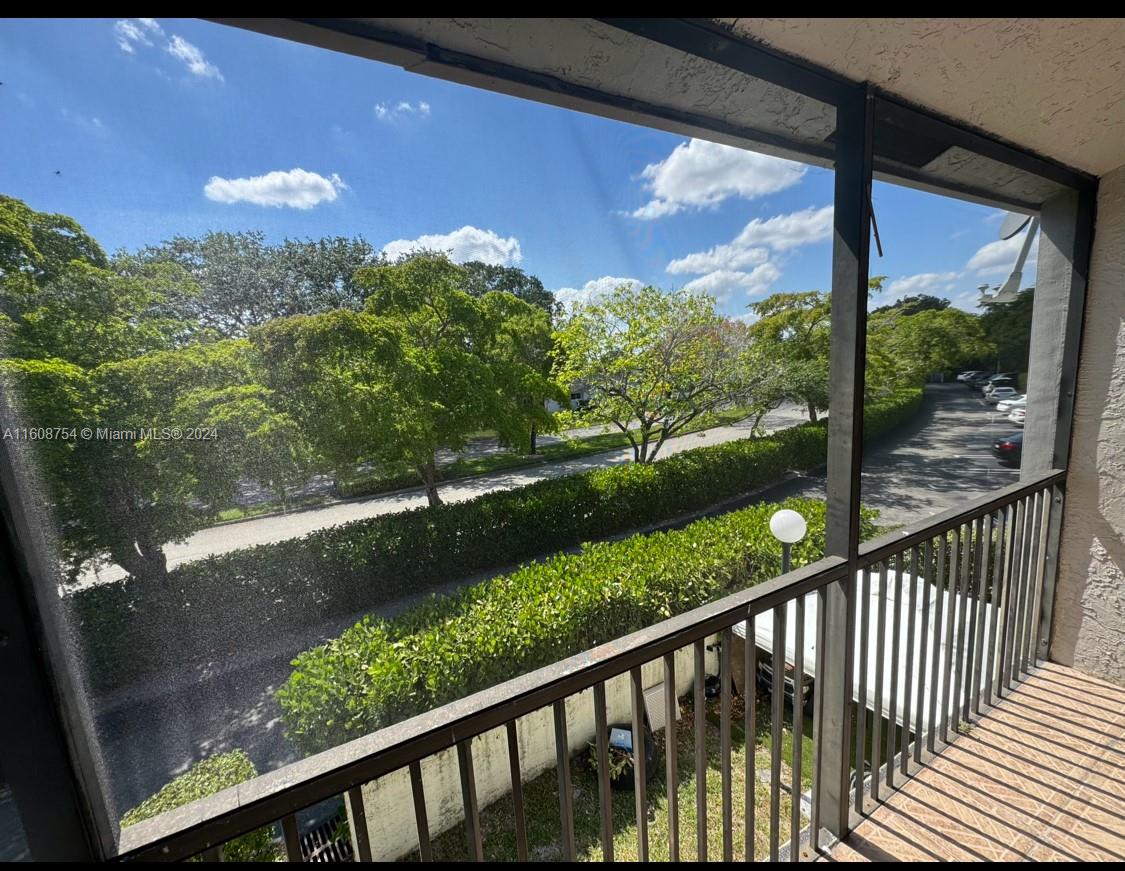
[1050,162,1125,685]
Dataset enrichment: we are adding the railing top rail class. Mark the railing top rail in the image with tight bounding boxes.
[117,469,1064,861]
[857,469,1065,566]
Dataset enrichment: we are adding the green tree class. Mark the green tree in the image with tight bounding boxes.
[978,288,1034,373]
[553,285,752,463]
[2,258,200,368]
[871,293,950,316]
[747,290,832,422]
[254,253,558,507]
[867,306,993,390]
[0,194,106,286]
[460,261,559,316]
[139,230,377,337]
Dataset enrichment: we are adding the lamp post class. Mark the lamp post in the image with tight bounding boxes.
[769,508,807,574]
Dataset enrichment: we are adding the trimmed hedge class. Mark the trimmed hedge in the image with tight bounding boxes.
[277,497,880,755]
[120,750,279,862]
[73,389,921,694]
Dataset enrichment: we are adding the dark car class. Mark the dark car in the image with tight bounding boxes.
[978,372,1017,391]
[966,372,995,388]
[993,432,1023,466]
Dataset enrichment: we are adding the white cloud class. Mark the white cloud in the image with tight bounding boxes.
[966,231,1039,277]
[682,263,781,305]
[554,276,644,309]
[382,226,521,266]
[204,168,347,209]
[629,138,806,220]
[883,271,964,299]
[167,35,223,81]
[375,101,431,122]
[667,243,769,276]
[665,206,832,304]
[137,18,163,34]
[114,19,153,53]
[730,205,834,251]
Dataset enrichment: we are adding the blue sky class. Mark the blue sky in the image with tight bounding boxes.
[0,18,1037,318]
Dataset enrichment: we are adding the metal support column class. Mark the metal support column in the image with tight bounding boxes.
[816,82,874,842]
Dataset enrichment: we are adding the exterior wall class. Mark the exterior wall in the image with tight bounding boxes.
[352,640,718,860]
[1051,162,1125,685]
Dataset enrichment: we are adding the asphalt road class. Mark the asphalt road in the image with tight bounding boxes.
[86,383,1022,820]
[77,403,812,588]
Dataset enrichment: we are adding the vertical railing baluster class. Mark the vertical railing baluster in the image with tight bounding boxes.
[1003,498,1027,693]
[808,586,826,854]
[939,527,960,744]
[409,761,433,862]
[1013,495,1034,684]
[593,683,614,863]
[664,653,679,863]
[885,554,902,790]
[927,533,947,754]
[790,594,806,862]
[200,846,223,862]
[746,612,759,860]
[1029,488,1053,670]
[281,814,302,862]
[554,700,576,861]
[457,739,483,861]
[853,567,871,812]
[995,503,1018,699]
[990,504,1017,702]
[900,546,919,774]
[694,639,707,863]
[914,539,932,765]
[870,563,887,802]
[1020,492,1045,675]
[970,513,992,716]
[504,724,528,863]
[985,508,1006,706]
[346,786,373,862]
[769,604,786,862]
[960,517,982,723]
[720,628,733,862]
[630,666,649,862]
[951,522,973,735]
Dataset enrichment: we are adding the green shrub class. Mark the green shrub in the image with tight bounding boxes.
[277,497,880,755]
[73,389,921,695]
[120,750,279,862]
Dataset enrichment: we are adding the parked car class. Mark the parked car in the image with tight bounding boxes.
[1008,407,1026,426]
[979,372,1017,392]
[996,394,1027,413]
[957,370,985,382]
[983,379,1017,397]
[966,372,995,388]
[987,386,1020,404]
[756,649,816,716]
[993,432,1023,466]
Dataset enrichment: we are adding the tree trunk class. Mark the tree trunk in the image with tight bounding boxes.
[111,538,168,581]
[417,459,442,508]
[637,428,651,464]
[807,402,819,423]
[528,423,538,455]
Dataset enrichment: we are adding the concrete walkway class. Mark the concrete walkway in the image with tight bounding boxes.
[78,403,811,587]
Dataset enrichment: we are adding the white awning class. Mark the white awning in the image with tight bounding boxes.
[734,570,998,727]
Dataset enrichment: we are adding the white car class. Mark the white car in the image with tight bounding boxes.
[987,386,1020,404]
[957,370,984,382]
[1008,407,1026,426]
[996,395,1027,413]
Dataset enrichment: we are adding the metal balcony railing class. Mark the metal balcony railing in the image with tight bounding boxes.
[115,471,1065,863]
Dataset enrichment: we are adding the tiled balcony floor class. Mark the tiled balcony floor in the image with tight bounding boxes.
[828,662,1125,862]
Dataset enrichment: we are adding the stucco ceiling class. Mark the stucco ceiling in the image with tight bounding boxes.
[722,18,1125,177]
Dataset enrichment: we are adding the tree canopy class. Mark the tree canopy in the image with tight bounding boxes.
[553,284,760,463]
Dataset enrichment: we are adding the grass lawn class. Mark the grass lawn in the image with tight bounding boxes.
[408,687,814,862]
